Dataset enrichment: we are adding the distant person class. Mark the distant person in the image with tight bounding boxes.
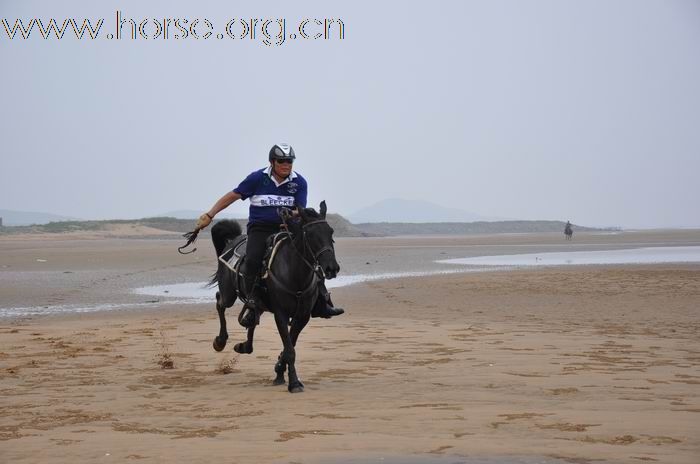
[195,143,344,328]
[565,220,573,240]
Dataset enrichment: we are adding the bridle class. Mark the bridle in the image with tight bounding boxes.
[302,220,334,266]
[264,217,335,313]
[279,216,335,278]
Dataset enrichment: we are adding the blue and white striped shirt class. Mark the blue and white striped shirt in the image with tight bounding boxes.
[233,166,308,224]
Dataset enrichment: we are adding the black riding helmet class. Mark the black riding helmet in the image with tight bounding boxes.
[269,143,296,162]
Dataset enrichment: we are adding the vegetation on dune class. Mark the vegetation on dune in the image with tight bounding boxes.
[0,217,200,236]
[0,216,607,237]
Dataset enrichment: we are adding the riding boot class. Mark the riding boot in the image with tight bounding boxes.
[311,281,345,319]
[239,278,264,328]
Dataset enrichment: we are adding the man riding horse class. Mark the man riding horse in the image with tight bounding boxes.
[195,143,345,328]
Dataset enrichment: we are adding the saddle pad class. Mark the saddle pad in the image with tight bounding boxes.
[232,236,247,259]
[218,235,247,272]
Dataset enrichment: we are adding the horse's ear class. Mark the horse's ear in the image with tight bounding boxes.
[320,201,327,218]
[296,205,307,221]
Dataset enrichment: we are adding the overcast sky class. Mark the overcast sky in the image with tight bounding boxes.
[1,0,699,228]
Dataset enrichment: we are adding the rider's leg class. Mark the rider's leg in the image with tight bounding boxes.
[239,223,276,328]
[311,279,345,319]
[238,274,264,328]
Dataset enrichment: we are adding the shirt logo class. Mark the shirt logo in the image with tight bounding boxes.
[254,195,295,207]
[287,182,298,194]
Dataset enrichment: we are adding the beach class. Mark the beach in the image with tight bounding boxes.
[1,231,699,463]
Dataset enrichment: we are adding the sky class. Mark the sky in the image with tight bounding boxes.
[1,0,699,229]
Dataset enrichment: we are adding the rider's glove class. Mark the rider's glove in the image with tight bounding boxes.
[196,213,213,230]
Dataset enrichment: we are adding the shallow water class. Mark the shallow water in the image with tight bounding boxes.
[437,246,700,266]
[3,246,699,319]
[0,270,490,319]
[0,298,206,319]
[131,268,486,300]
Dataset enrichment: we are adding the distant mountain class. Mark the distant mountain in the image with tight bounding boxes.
[0,209,80,226]
[347,198,502,223]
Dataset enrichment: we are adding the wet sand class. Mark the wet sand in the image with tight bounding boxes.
[1,231,699,463]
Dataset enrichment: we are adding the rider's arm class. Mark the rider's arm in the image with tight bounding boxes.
[207,191,241,218]
[197,191,242,229]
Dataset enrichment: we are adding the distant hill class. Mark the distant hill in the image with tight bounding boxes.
[0,209,80,226]
[159,209,246,220]
[353,220,604,236]
[0,214,605,238]
[0,217,196,236]
[0,214,369,237]
[159,210,208,220]
[347,198,502,223]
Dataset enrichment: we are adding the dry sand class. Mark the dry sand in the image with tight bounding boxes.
[1,231,699,463]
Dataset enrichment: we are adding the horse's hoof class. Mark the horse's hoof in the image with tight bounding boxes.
[234,342,253,354]
[288,380,304,393]
[212,336,227,352]
[273,377,285,386]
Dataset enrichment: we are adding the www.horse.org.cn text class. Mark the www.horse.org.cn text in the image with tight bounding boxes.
[1,11,345,46]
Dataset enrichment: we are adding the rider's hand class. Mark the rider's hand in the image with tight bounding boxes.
[277,207,293,220]
[196,213,213,230]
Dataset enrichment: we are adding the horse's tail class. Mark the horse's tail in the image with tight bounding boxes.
[208,220,243,286]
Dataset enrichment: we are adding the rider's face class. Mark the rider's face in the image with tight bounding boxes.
[272,159,293,178]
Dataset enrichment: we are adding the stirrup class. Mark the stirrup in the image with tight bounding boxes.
[238,301,261,328]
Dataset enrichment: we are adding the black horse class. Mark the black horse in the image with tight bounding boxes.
[208,201,339,393]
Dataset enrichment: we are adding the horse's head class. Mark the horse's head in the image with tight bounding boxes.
[296,201,340,279]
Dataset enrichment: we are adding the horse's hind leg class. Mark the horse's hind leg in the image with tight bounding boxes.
[213,291,236,352]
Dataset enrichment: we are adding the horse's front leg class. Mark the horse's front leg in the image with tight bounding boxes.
[290,313,310,346]
[213,291,230,352]
[273,313,310,386]
[234,326,255,354]
[273,311,303,393]
[273,352,286,386]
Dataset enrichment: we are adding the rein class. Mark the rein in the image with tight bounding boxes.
[279,217,331,276]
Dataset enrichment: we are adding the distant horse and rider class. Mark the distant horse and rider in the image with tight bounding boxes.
[564,221,573,240]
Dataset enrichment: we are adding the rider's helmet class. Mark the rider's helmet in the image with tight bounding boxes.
[269,143,296,162]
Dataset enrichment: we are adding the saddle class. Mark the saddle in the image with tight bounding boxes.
[218,234,247,271]
[218,232,290,281]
